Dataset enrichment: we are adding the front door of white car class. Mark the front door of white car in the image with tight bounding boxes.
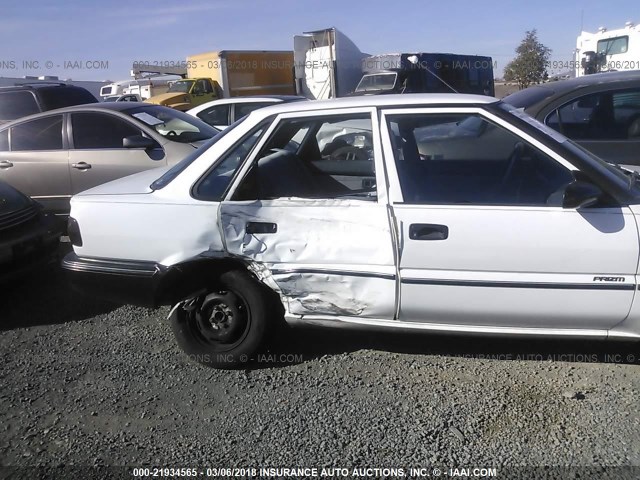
[380,108,639,332]
[217,108,397,319]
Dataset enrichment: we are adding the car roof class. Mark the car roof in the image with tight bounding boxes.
[526,71,640,95]
[190,95,307,110]
[0,102,159,129]
[246,93,497,119]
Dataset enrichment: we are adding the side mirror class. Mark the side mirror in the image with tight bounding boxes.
[563,180,602,209]
[123,135,155,149]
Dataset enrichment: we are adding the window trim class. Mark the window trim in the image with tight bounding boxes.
[222,107,384,204]
[379,107,577,207]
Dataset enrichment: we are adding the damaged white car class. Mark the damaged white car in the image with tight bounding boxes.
[63,94,640,368]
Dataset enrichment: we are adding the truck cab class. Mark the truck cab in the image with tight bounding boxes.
[145,78,220,111]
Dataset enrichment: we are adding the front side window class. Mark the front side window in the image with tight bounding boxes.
[387,113,573,206]
[11,115,63,151]
[126,105,218,143]
[546,88,640,140]
[233,113,376,201]
[72,112,141,149]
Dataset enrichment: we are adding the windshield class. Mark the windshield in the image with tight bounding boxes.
[125,104,218,143]
[167,80,194,93]
[502,86,555,109]
[355,73,397,92]
[150,116,248,190]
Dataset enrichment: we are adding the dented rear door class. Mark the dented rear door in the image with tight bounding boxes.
[218,107,397,319]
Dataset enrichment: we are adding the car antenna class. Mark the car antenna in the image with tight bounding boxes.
[407,55,459,93]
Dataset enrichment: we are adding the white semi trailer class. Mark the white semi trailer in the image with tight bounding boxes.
[576,21,640,77]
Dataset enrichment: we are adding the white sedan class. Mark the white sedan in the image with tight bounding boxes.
[186,95,307,130]
[63,94,640,368]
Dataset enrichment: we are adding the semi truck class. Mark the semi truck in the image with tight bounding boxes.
[293,28,368,100]
[145,50,296,111]
[293,27,495,98]
[576,21,640,77]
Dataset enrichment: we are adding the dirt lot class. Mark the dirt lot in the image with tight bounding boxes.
[1,249,639,479]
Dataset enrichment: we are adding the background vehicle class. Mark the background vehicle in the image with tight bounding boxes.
[99,77,173,100]
[145,51,296,111]
[0,83,97,124]
[0,103,218,215]
[0,180,61,283]
[62,94,640,369]
[353,53,495,96]
[576,21,640,76]
[294,27,368,100]
[103,94,143,102]
[187,95,307,129]
[503,71,640,166]
[294,28,495,99]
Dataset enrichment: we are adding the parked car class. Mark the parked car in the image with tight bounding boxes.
[0,180,61,283]
[62,94,640,368]
[103,94,143,102]
[0,103,219,215]
[0,82,97,125]
[187,95,307,130]
[503,71,640,166]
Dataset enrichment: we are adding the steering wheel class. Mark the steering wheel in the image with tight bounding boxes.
[330,146,368,161]
[500,142,525,188]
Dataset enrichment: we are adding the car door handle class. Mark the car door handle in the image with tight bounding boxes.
[72,162,92,170]
[0,160,13,169]
[409,223,449,240]
[246,222,277,234]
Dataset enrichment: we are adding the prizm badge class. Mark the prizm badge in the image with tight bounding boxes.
[593,276,626,282]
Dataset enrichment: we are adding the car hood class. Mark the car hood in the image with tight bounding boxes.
[0,181,33,214]
[145,92,188,105]
[74,166,171,197]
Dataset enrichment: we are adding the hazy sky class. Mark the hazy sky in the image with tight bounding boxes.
[0,0,637,81]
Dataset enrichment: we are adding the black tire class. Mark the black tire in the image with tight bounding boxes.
[170,269,272,369]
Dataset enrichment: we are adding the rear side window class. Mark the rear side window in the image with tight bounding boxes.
[11,115,63,151]
[235,102,272,119]
[0,91,40,121]
[0,130,8,151]
[72,112,142,149]
[197,104,230,127]
[38,86,97,110]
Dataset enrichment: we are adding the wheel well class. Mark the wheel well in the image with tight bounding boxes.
[154,257,282,314]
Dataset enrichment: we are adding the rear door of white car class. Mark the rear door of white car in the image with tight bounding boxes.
[380,107,639,331]
[216,107,397,319]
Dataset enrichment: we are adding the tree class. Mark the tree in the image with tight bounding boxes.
[503,30,552,89]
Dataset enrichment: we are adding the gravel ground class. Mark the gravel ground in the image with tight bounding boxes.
[1,252,639,479]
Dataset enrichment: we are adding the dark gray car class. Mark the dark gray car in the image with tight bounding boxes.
[503,71,640,166]
[0,103,219,214]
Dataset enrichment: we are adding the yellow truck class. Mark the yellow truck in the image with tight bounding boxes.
[145,50,295,111]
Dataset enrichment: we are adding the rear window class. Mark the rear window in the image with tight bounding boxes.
[502,86,555,109]
[0,91,40,120]
[38,86,98,110]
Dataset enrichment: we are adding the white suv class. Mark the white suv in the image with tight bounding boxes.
[63,94,640,368]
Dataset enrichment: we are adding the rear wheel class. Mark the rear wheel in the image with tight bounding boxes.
[170,270,272,368]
